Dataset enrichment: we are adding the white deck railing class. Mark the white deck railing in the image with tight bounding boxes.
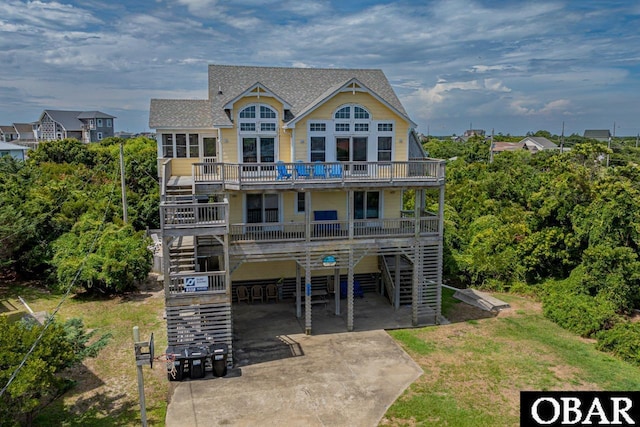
[228,216,439,243]
[161,201,229,230]
[192,160,445,187]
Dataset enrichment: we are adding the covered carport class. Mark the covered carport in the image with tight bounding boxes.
[165,298,424,426]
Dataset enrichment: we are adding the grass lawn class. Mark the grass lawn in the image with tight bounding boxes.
[382,290,640,426]
[3,281,639,426]
[0,277,169,426]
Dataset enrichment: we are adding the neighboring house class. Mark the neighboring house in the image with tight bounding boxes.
[0,125,18,142]
[0,141,29,160]
[464,129,485,138]
[35,110,116,143]
[114,131,135,139]
[491,141,524,155]
[583,129,611,142]
[149,64,446,361]
[13,123,38,149]
[518,136,559,153]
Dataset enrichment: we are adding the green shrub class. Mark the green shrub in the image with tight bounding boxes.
[542,283,619,337]
[596,322,640,366]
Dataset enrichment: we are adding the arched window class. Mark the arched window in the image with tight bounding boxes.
[333,104,371,168]
[238,104,278,163]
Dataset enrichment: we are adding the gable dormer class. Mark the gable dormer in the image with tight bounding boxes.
[223,83,291,122]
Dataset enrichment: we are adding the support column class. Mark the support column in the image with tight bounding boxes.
[223,235,230,299]
[394,254,401,310]
[296,263,301,318]
[437,184,446,321]
[347,248,354,332]
[305,252,312,335]
[334,267,340,315]
[348,191,354,240]
[162,235,172,297]
[414,189,421,237]
[412,243,420,326]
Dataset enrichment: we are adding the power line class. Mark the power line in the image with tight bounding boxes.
[0,176,118,398]
[0,162,100,244]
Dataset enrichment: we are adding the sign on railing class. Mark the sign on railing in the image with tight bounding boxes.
[183,276,209,292]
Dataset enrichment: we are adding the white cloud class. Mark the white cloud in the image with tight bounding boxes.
[0,0,639,134]
[409,79,511,105]
[0,0,102,29]
[509,99,572,116]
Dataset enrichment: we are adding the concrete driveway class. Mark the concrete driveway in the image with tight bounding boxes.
[165,294,424,426]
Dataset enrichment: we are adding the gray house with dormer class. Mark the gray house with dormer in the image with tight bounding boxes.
[35,110,116,143]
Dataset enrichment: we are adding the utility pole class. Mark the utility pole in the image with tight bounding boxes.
[120,142,128,223]
[636,133,638,148]
[489,128,494,163]
[133,326,154,427]
[560,121,565,154]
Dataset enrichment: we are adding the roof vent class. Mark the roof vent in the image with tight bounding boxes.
[218,85,223,95]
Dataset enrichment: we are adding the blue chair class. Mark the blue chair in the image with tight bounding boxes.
[313,162,326,178]
[340,280,364,299]
[295,161,310,178]
[276,161,292,180]
[328,163,343,178]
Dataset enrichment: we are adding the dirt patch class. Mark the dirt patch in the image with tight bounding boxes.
[444,300,497,323]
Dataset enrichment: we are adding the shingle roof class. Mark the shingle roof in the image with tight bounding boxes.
[149,64,412,128]
[41,110,115,130]
[42,110,84,131]
[520,136,558,149]
[492,141,524,152]
[149,99,214,129]
[583,129,611,139]
[0,125,14,134]
[77,111,116,119]
[0,141,28,151]
[13,123,34,134]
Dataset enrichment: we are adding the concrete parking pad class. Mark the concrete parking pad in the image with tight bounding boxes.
[166,329,423,426]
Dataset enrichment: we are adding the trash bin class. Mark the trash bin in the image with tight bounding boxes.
[187,346,207,379]
[209,343,228,377]
[166,346,187,381]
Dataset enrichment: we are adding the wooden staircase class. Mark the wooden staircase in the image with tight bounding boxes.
[169,236,196,274]
[382,242,441,322]
[383,255,413,306]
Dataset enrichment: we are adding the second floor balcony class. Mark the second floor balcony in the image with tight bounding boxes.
[161,198,440,242]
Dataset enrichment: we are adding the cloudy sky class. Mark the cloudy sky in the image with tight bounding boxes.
[1,0,639,136]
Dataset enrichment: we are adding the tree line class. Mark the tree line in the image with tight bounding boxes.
[422,134,640,365]
[0,137,158,293]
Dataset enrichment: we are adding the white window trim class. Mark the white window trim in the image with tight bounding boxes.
[160,132,202,158]
[294,192,306,214]
[374,120,395,162]
[243,193,282,223]
[354,190,384,220]
[331,104,372,161]
[237,103,279,163]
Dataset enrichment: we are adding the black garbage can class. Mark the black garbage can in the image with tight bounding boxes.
[187,346,207,379]
[166,346,187,381]
[209,343,228,377]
